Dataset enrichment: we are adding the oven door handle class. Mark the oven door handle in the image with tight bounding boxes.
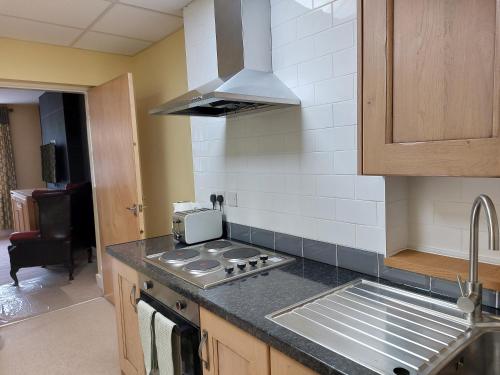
[198,330,210,370]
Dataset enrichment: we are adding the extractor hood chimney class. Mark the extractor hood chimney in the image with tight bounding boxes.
[149,0,300,118]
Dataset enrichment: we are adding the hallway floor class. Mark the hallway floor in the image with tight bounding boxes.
[0,233,102,325]
[0,297,121,375]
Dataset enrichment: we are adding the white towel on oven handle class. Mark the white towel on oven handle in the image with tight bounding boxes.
[154,312,176,375]
[137,300,156,374]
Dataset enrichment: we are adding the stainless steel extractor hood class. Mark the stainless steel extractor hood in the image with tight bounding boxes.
[150,0,300,118]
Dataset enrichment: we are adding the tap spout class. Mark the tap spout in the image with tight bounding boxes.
[469,194,499,283]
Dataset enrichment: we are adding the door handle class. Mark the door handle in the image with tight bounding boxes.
[198,330,210,370]
[126,204,138,216]
[130,284,137,313]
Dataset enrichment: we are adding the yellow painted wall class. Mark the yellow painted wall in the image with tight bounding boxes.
[131,30,195,237]
[0,38,131,86]
[0,31,194,238]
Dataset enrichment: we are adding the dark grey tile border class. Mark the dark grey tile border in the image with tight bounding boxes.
[430,277,461,299]
[482,289,498,309]
[226,222,500,308]
[337,246,378,276]
[303,239,337,266]
[378,255,431,291]
[275,233,303,257]
[250,227,275,250]
[229,223,250,243]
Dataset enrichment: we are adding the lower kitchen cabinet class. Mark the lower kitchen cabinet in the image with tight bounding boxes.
[110,258,317,375]
[200,307,269,375]
[270,348,318,375]
[112,259,145,375]
[200,307,318,375]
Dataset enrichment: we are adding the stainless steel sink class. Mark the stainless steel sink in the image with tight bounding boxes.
[267,279,500,375]
[431,330,500,375]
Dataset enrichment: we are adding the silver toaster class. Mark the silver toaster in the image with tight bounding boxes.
[172,208,223,244]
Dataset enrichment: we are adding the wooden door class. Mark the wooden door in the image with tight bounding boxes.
[200,307,269,375]
[270,348,318,375]
[88,73,145,298]
[360,0,500,176]
[112,258,145,375]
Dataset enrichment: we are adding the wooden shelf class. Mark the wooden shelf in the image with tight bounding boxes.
[384,250,500,291]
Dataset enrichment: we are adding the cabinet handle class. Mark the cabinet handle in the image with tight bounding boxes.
[198,330,209,370]
[130,284,137,313]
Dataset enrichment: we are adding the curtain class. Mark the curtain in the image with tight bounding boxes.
[0,107,17,230]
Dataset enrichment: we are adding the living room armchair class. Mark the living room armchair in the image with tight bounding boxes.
[8,190,72,286]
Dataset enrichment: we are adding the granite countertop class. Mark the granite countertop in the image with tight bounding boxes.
[106,235,498,375]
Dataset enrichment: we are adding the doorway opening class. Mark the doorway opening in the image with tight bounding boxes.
[0,86,100,325]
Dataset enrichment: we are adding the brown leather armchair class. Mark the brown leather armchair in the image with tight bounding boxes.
[8,190,72,286]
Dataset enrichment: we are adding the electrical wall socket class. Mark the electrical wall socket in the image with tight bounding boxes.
[225,191,238,207]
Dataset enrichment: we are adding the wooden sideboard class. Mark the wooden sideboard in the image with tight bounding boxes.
[10,189,39,233]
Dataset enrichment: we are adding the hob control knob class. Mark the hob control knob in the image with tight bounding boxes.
[175,300,187,311]
[225,266,234,274]
[249,259,258,267]
[260,255,269,263]
[237,262,246,270]
[143,280,154,290]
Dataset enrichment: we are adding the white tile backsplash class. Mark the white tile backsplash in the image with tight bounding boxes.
[336,199,378,226]
[271,0,313,27]
[314,21,354,56]
[315,74,354,104]
[188,0,386,254]
[332,0,356,26]
[188,0,500,265]
[333,46,357,76]
[272,19,297,48]
[333,150,357,174]
[187,0,500,266]
[298,55,333,85]
[333,99,357,126]
[407,177,500,264]
[317,175,354,198]
[297,4,332,38]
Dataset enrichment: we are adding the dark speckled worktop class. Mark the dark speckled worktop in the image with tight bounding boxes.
[106,235,496,375]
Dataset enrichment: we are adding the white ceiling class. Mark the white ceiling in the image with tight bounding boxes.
[0,88,44,104]
[0,0,191,56]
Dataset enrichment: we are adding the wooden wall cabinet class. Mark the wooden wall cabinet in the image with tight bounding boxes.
[10,190,38,233]
[359,0,500,176]
[112,259,145,375]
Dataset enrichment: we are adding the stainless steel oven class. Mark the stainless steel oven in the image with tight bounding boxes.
[138,273,202,375]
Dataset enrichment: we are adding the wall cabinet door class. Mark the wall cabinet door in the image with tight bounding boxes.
[112,259,145,375]
[199,307,269,375]
[360,0,500,176]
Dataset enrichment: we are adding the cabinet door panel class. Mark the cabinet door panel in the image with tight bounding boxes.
[200,308,269,375]
[270,348,318,375]
[360,0,500,176]
[216,342,250,375]
[393,0,496,143]
[112,259,145,375]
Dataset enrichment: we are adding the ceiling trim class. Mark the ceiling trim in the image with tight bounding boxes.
[0,79,91,93]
